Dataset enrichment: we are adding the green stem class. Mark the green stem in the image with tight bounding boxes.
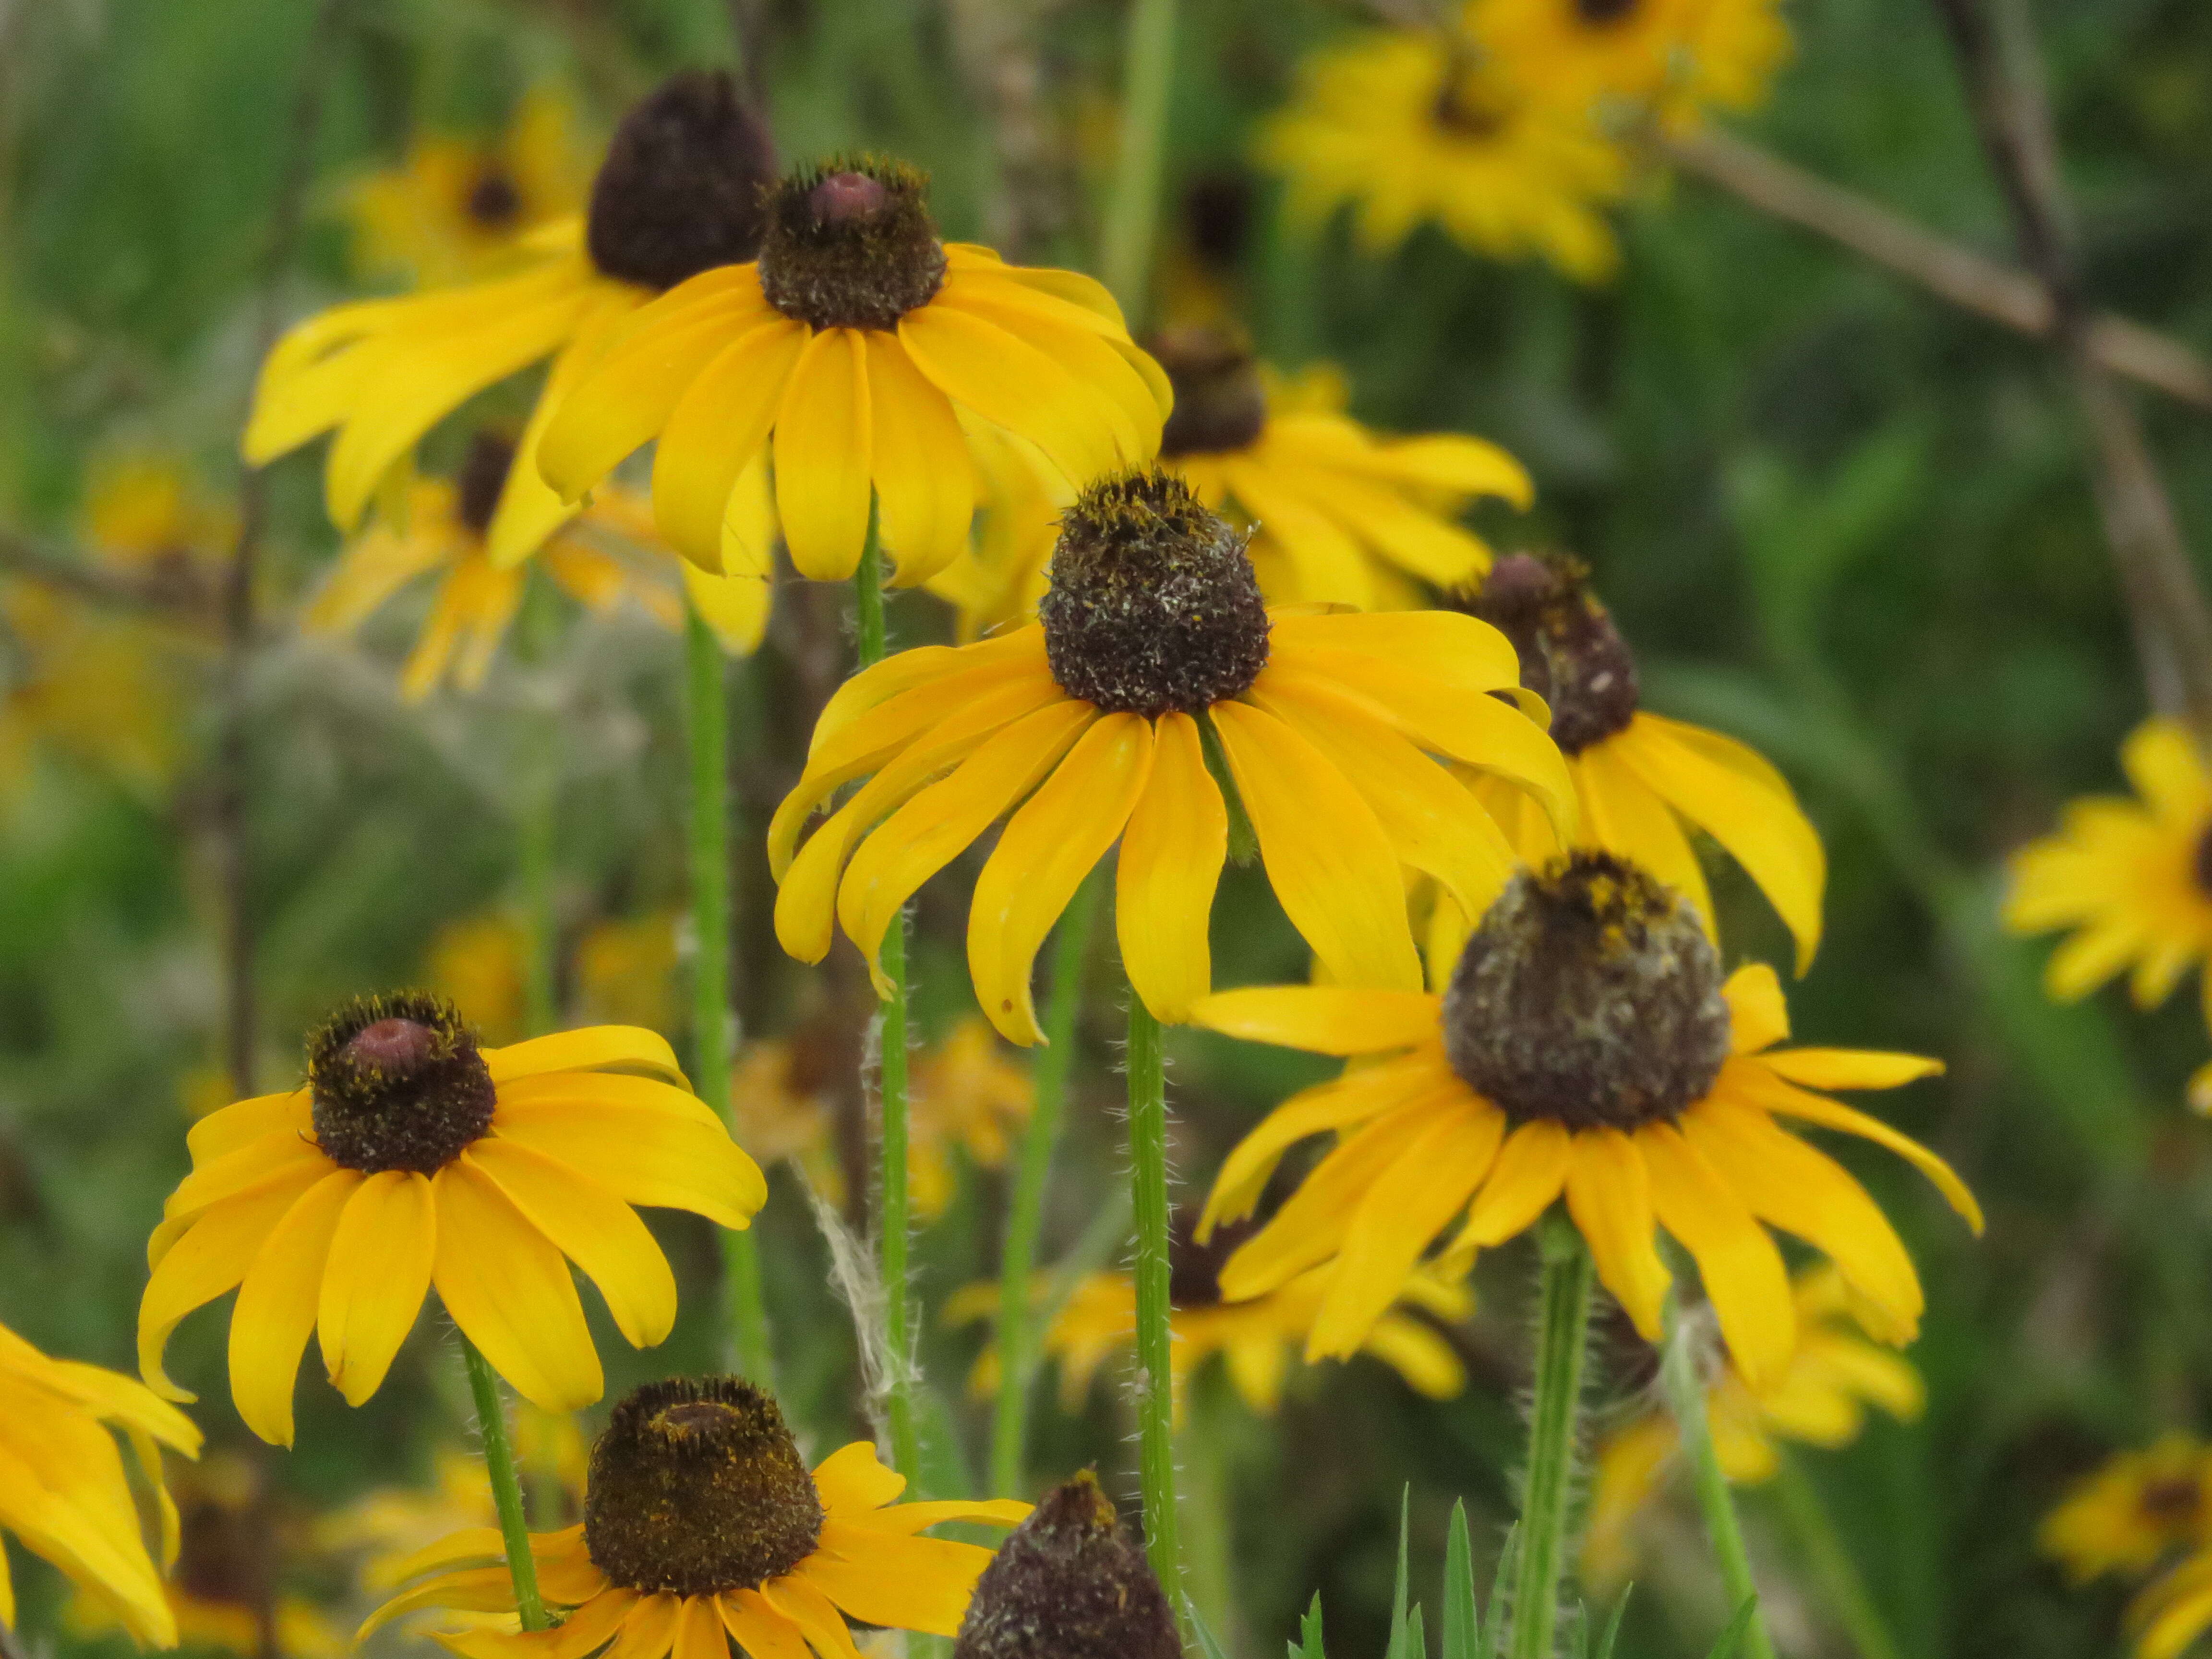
[460,1336,546,1632]
[1508,1216,1595,1659]
[517,574,559,1038]
[1100,0,1179,319]
[854,519,922,1484]
[1770,1448,1904,1659]
[1125,994,1184,1617]
[989,870,1104,1498]
[685,604,775,1387]
[1660,1294,1778,1659]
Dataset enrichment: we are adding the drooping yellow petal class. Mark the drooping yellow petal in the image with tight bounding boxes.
[896,304,1120,485]
[230,1168,359,1446]
[430,1157,603,1412]
[1726,1061,1981,1231]
[1723,963,1789,1054]
[1572,740,1714,936]
[316,1170,437,1407]
[1202,1054,1455,1231]
[485,1027,687,1086]
[1758,1049,1946,1091]
[184,1088,312,1164]
[162,1126,333,1226]
[608,1593,684,1659]
[720,1591,812,1659]
[1453,1119,1572,1251]
[1210,699,1423,992]
[757,1573,864,1659]
[938,289,1160,462]
[1637,1124,1792,1389]
[1189,986,1443,1055]
[652,320,808,570]
[1115,711,1228,1026]
[358,1565,522,1638]
[672,1591,727,1659]
[773,327,875,581]
[866,334,976,585]
[138,1164,330,1397]
[1562,1130,1671,1342]
[800,1524,996,1636]
[969,712,1153,1044]
[811,1441,906,1517]
[466,1137,678,1349]
[1265,611,1522,695]
[489,1103,766,1230]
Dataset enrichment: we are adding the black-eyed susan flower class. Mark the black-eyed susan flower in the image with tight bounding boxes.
[428,915,532,1047]
[138,993,766,1445]
[2005,719,2212,1048]
[303,432,768,698]
[345,87,589,288]
[2042,1436,2212,1586]
[948,1216,1469,1421]
[535,156,1169,587]
[1456,554,1826,974]
[1582,1266,1924,1585]
[364,1378,1028,1659]
[247,71,777,569]
[1196,851,1980,1386]
[769,469,1574,1044]
[951,1472,1179,1659]
[1260,15,1624,280]
[1469,0,1790,128]
[0,1316,202,1647]
[910,1018,1034,1215]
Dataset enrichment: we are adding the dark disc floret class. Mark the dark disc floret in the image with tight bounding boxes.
[2191,822,2212,899]
[465,166,524,231]
[582,1377,822,1597]
[1441,852,1731,1131]
[455,430,516,538]
[756,156,947,330]
[1039,469,1269,719]
[1576,0,1642,22]
[951,1472,1181,1659]
[586,70,778,291]
[1166,1214,1258,1310]
[1153,325,1268,457]
[306,992,496,1175]
[1455,553,1638,756]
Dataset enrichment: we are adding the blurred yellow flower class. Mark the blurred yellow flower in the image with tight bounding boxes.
[1470,0,1791,129]
[574,912,683,1036]
[1583,1267,1925,1586]
[0,1316,202,1648]
[427,914,529,1046]
[2042,1435,2212,1586]
[1260,20,1624,280]
[345,88,589,288]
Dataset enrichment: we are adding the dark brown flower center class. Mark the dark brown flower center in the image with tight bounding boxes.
[1153,326,1268,457]
[1166,1214,1257,1310]
[756,157,947,330]
[2142,1475,2203,1528]
[1456,554,1639,756]
[1577,0,1641,24]
[952,1473,1180,1659]
[1442,853,1730,1131]
[1039,468,1269,719]
[583,1378,823,1597]
[2191,823,2212,900]
[455,430,515,538]
[1432,62,1512,141]
[465,167,524,231]
[586,71,778,291]
[307,992,495,1174]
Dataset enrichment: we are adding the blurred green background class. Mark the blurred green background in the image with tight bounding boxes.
[5,1,2212,1658]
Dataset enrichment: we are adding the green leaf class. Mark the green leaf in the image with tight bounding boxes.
[1385,1486,1416,1659]
[1441,1500,1479,1659]
[1287,1593,1327,1659]
[1593,1587,1632,1659]
[1481,1523,1520,1659]
[1704,1597,1761,1659]
[1191,1600,1234,1659]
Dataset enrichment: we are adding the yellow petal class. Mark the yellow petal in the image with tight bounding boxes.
[673,1593,725,1659]
[184,1088,312,1164]
[1727,1060,1982,1232]
[162,1125,332,1225]
[843,1499,1032,1536]
[1115,712,1228,1025]
[1188,986,1443,1055]
[1572,740,1714,937]
[230,1169,360,1446]
[431,1157,603,1412]
[938,289,1159,462]
[138,1164,329,1398]
[489,1103,765,1231]
[1202,1054,1455,1231]
[720,1591,812,1659]
[316,1170,437,1407]
[969,712,1153,1044]
[652,320,808,569]
[486,1027,687,1087]
[1265,611,1522,695]
[1358,1312,1467,1400]
[1561,1129,1671,1342]
[773,328,875,581]
[896,304,1118,486]
[1638,1125,1792,1390]
[494,1069,725,1131]
[466,1138,678,1349]
[1454,1119,1572,1250]
[608,1593,684,1659]
[1723,963,1789,1054]
[487,286,645,568]
[1210,699,1424,992]
[865,335,975,585]
[1758,1049,1946,1091]
[800,1524,995,1636]
[757,1573,862,1659]
[811,1442,905,1517]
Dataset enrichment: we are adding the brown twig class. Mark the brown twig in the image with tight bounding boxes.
[1661,126,2212,412]
[0,528,218,624]
[1926,0,2212,743]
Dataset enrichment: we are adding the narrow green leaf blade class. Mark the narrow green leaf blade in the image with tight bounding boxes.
[1442,1500,1479,1659]
[1593,1586,1633,1659]
[1704,1597,1760,1659]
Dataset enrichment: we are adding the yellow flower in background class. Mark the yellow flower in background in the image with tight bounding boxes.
[1449,555,1826,974]
[909,1018,1033,1214]
[1260,22,1624,280]
[139,993,765,1445]
[364,1379,1026,1659]
[1198,853,1980,1387]
[345,87,589,288]
[574,913,683,1035]
[2042,1436,2212,1586]
[302,432,767,699]
[82,456,236,595]
[2126,1545,2212,1659]
[921,422,1068,641]
[537,155,1167,586]
[248,72,777,570]
[947,1220,1469,1423]
[0,1317,202,1647]
[1470,0,1791,128]
[730,1030,847,1191]
[1583,1267,1925,1586]
[427,914,529,1046]
[770,469,1573,1045]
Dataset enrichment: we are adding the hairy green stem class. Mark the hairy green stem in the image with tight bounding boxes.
[1661,1295,1778,1659]
[1100,0,1179,318]
[461,1336,546,1632]
[685,604,775,1386]
[1125,995,1184,1615]
[989,870,1104,1497]
[1508,1216,1595,1659]
[1771,1448,1903,1659]
[854,523,922,1483]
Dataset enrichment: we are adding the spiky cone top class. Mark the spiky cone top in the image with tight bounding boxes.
[1468,0,1791,129]
[247,71,777,570]
[1259,8,1625,280]
[365,1378,1028,1659]
[769,468,1575,1045]
[535,155,1169,587]
[0,1316,202,1647]
[138,995,767,1445]
[1582,1265,1924,1587]
[1194,852,1981,1386]
[951,1473,1180,1659]
[1453,555,1827,974]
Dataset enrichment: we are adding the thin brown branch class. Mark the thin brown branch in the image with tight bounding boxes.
[1661,126,2212,411]
[0,528,218,625]
[1927,0,2212,744]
